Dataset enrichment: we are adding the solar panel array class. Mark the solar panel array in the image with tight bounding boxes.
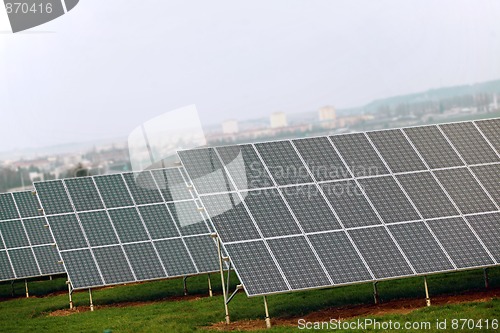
[179,118,500,297]
[34,168,221,290]
[0,191,64,282]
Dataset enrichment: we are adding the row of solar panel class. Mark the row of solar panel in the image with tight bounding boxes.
[0,192,64,282]
[178,119,500,296]
[33,168,222,289]
[225,213,499,295]
[179,119,499,194]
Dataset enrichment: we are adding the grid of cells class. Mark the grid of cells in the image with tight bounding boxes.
[439,122,499,165]
[34,168,221,290]
[475,119,500,153]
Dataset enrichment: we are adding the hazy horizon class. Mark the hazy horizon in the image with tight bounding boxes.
[1,0,500,152]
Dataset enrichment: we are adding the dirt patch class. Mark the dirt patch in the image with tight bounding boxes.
[209,287,500,331]
[47,294,206,317]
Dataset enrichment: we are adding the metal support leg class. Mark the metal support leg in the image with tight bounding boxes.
[263,296,271,329]
[89,288,94,311]
[49,275,53,281]
[183,276,188,296]
[216,236,230,324]
[67,281,73,310]
[25,279,29,298]
[484,268,489,289]
[208,274,213,297]
[10,281,14,297]
[424,277,431,307]
[373,282,379,305]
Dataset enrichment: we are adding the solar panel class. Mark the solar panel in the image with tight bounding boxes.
[475,119,500,153]
[0,191,64,282]
[34,168,221,290]
[179,118,500,297]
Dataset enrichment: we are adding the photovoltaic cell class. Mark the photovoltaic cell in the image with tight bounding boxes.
[107,208,149,243]
[154,238,197,277]
[358,176,420,223]
[466,213,500,262]
[434,168,497,214]
[292,137,350,181]
[397,172,458,219]
[183,235,220,273]
[348,227,413,279]
[47,214,88,251]
[0,251,15,280]
[93,246,135,284]
[241,189,301,238]
[12,192,40,218]
[168,201,209,236]
[123,242,166,280]
[61,250,103,289]
[123,172,164,205]
[388,222,454,273]
[428,217,493,268]
[64,177,104,212]
[216,144,274,190]
[475,119,500,153]
[0,193,20,221]
[404,125,464,169]
[177,148,234,194]
[9,248,39,278]
[330,133,389,177]
[78,211,119,247]
[138,204,180,240]
[0,220,29,248]
[225,240,289,295]
[201,193,261,243]
[23,217,53,246]
[254,141,314,185]
[267,236,330,290]
[33,245,61,275]
[321,180,381,228]
[34,181,74,215]
[440,122,499,165]
[367,129,427,173]
[151,168,192,202]
[308,232,372,284]
[471,164,500,205]
[281,185,342,233]
[94,174,134,208]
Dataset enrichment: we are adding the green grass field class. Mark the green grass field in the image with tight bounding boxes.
[0,267,499,332]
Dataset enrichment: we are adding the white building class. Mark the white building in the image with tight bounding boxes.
[270,112,287,128]
[318,105,336,129]
[222,120,239,134]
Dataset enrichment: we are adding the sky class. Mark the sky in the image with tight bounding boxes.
[0,0,499,152]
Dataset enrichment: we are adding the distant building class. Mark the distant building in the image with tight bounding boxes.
[270,112,287,128]
[318,106,336,129]
[222,120,239,134]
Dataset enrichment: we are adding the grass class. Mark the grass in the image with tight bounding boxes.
[0,267,499,332]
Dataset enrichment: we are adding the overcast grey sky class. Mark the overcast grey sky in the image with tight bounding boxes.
[1,0,499,152]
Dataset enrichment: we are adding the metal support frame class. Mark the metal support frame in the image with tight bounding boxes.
[373,282,379,304]
[89,288,94,311]
[208,274,213,297]
[67,281,74,309]
[484,268,489,289]
[215,234,230,324]
[183,276,188,296]
[10,281,14,297]
[424,277,431,307]
[24,279,29,298]
[263,296,271,329]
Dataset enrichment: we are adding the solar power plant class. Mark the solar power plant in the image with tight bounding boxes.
[33,168,221,290]
[178,118,500,297]
[0,191,64,282]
